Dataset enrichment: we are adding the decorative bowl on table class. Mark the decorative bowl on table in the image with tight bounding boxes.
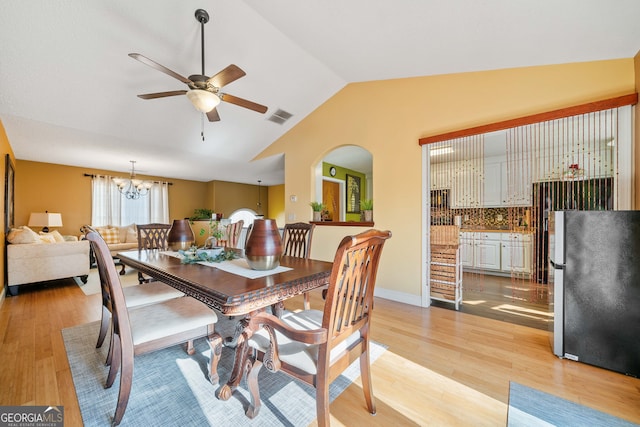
[196,247,224,258]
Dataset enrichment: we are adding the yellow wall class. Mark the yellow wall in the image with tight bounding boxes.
[267,184,285,225]
[14,160,209,236]
[1,121,15,302]
[12,162,281,238]
[206,180,269,220]
[257,59,636,302]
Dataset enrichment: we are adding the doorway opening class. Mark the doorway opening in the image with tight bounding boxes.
[426,104,632,330]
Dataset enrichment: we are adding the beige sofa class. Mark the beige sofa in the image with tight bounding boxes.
[91,224,139,273]
[6,227,90,295]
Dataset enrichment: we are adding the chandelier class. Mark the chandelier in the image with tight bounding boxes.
[112,161,153,199]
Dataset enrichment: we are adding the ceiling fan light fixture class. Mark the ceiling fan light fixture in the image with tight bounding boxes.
[187,89,220,112]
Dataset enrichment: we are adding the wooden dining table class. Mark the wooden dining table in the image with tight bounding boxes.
[116,249,333,400]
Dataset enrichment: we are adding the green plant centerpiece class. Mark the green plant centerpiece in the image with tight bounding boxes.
[178,247,237,264]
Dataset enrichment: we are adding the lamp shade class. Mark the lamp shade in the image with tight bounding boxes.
[186,89,220,112]
[28,212,63,232]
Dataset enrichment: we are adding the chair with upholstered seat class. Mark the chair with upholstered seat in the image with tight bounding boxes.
[85,226,222,426]
[225,220,244,248]
[82,226,185,352]
[244,229,391,426]
[281,222,316,309]
[136,223,171,284]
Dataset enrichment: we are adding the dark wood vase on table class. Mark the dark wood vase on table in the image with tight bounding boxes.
[245,219,283,270]
[167,219,195,251]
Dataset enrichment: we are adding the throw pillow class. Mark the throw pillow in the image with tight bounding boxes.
[39,234,56,244]
[39,230,65,243]
[96,227,120,244]
[7,227,39,244]
[124,224,138,243]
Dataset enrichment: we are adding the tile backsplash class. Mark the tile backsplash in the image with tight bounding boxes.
[431,206,532,230]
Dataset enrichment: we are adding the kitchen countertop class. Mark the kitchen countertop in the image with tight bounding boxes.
[460,228,533,233]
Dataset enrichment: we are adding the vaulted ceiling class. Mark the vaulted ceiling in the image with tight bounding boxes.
[1,1,639,185]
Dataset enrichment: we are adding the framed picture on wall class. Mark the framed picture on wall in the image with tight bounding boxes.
[4,154,14,233]
[346,174,361,213]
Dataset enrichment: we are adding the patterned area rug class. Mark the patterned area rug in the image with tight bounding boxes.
[508,382,639,426]
[63,319,386,426]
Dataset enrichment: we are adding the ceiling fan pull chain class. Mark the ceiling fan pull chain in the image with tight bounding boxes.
[201,113,205,142]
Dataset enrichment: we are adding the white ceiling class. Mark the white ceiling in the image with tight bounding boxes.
[1,1,639,185]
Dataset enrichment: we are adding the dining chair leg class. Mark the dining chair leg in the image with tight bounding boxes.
[112,339,135,426]
[185,339,195,355]
[303,292,311,310]
[245,356,263,419]
[359,346,376,415]
[315,376,330,427]
[208,331,223,385]
[105,334,121,389]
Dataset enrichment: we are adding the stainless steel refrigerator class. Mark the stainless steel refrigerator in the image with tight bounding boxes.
[549,210,640,377]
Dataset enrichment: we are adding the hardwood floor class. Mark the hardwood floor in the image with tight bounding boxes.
[432,272,551,330]
[1,277,639,426]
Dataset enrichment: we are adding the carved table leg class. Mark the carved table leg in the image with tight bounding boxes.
[216,330,250,401]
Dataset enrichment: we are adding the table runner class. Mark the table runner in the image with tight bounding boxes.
[161,251,292,279]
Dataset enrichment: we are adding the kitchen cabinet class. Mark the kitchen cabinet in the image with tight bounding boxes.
[448,159,532,208]
[483,162,503,207]
[459,231,532,275]
[459,232,474,267]
[430,165,452,190]
[503,162,532,206]
[473,232,501,270]
[501,233,532,275]
[451,167,482,208]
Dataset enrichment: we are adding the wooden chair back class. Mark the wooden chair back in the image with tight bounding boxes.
[244,223,253,248]
[226,220,244,248]
[322,229,390,352]
[136,223,171,250]
[282,222,315,258]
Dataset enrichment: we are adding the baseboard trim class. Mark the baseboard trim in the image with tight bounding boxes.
[374,287,423,307]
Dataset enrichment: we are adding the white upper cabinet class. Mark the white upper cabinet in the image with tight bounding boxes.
[483,161,503,207]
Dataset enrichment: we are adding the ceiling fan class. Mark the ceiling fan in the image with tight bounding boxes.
[129,9,268,122]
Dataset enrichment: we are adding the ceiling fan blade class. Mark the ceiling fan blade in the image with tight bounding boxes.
[137,90,187,100]
[129,53,192,85]
[220,93,268,114]
[207,64,246,88]
[206,108,221,122]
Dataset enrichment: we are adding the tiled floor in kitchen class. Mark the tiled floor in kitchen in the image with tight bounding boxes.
[431,272,551,330]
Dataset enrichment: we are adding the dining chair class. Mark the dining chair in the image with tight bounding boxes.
[136,223,171,284]
[85,226,223,426]
[226,220,244,248]
[244,223,253,248]
[281,222,316,309]
[244,229,391,426]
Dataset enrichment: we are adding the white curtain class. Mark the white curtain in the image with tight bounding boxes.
[91,176,169,226]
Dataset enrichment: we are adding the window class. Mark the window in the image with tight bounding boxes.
[91,175,169,226]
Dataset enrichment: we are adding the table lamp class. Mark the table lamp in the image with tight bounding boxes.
[28,211,63,233]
